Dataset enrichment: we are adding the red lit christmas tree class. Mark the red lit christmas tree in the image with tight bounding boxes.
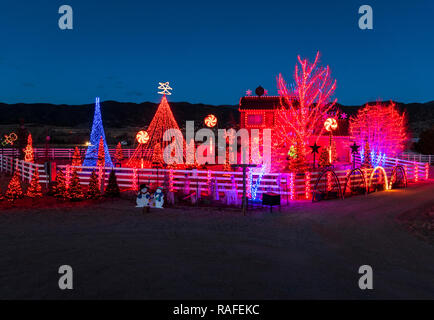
[96,137,105,167]
[151,143,164,167]
[53,170,67,198]
[105,170,120,197]
[23,134,34,163]
[114,142,124,164]
[127,92,184,168]
[26,169,42,198]
[361,141,372,168]
[318,148,330,167]
[5,170,23,201]
[71,147,82,168]
[86,171,101,199]
[287,139,308,172]
[67,170,84,201]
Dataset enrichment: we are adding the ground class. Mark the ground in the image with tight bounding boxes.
[0,177,434,299]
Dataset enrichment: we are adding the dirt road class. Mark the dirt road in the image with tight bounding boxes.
[1,182,434,299]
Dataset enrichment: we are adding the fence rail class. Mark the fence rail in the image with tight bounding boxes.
[0,155,49,185]
[397,152,434,165]
[0,152,429,200]
[0,147,139,160]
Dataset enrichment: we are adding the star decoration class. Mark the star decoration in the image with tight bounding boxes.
[264,89,268,96]
[350,142,360,154]
[310,142,321,154]
[158,82,173,95]
[341,113,347,119]
[246,89,252,96]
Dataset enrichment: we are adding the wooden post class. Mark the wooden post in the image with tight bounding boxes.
[231,164,256,216]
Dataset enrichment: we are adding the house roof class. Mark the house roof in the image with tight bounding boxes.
[239,96,283,110]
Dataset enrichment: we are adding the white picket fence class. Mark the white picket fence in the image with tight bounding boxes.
[0,152,429,200]
[397,152,434,165]
[0,147,138,160]
[0,155,49,185]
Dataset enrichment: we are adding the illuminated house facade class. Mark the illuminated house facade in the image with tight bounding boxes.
[239,94,352,164]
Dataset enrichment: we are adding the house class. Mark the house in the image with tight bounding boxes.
[238,88,352,165]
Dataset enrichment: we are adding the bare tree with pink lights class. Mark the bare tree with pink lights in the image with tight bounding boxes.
[273,52,337,172]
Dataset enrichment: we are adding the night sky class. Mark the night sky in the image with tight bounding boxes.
[1,0,433,105]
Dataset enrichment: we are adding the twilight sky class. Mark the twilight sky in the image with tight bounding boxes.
[0,0,433,105]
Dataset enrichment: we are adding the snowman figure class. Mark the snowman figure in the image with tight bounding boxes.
[152,187,164,209]
[136,184,151,208]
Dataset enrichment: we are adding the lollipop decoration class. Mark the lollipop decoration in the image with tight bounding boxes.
[136,130,150,144]
[204,114,217,128]
[324,118,338,132]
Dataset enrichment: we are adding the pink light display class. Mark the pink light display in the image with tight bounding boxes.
[350,101,408,161]
[274,51,337,171]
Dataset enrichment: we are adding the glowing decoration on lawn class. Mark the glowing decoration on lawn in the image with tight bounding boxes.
[86,171,101,199]
[287,145,297,159]
[23,134,34,163]
[136,184,151,208]
[158,82,173,95]
[83,97,113,167]
[350,101,407,166]
[250,165,267,200]
[5,170,23,202]
[132,168,138,191]
[26,168,42,198]
[65,165,72,188]
[3,132,17,146]
[369,166,389,191]
[289,173,295,200]
[414,163,419,182]
[136,130,150,144]
[71,147,82,168]
[324,118,338,132]
[114,142,124,163]
[274,51,337,172]
[425,163,429,180]
[204,114,217,128]
[152,187,164,208]
[305,171,311,200]
[127,95,184,168]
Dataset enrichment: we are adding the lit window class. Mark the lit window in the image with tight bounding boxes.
[247,114,263,125]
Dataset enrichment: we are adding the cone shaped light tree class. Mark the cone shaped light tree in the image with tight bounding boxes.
[5,170,23,201]
[127,94,184,168]
[83,97,113,167]
[26,169,42,198]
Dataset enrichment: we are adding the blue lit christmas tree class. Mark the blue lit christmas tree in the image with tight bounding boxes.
[83,97,113,167]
